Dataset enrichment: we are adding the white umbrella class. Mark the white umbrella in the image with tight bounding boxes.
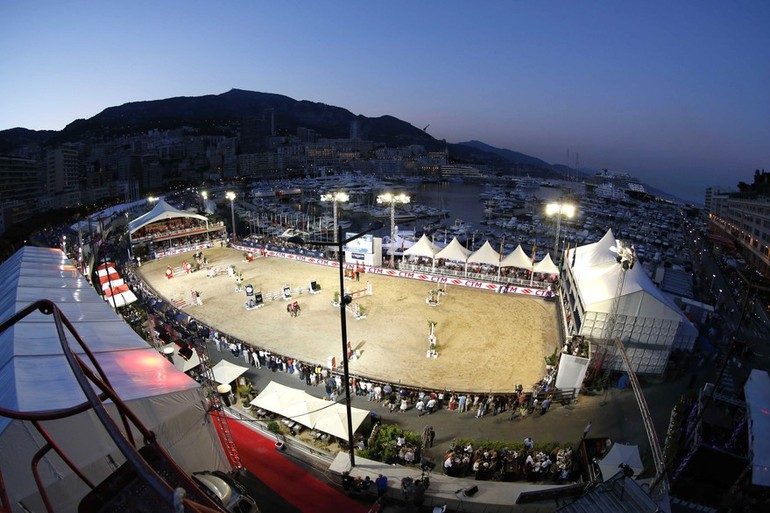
[599,443,644,481]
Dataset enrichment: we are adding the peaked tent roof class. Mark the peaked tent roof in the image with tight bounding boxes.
[211,359,250,385]
[570,228,618,276]
[403,234,441,258]
[127,199,208,235]
[250,381,369,438]
[435,237,472,263]
[533,253,559,275]
[500,244,533,270]
[598,443,644,481]
[467,241,502,266]
[567,230,691,323]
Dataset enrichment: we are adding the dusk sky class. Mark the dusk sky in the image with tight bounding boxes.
[2,1,769,203]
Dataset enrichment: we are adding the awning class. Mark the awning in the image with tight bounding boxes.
[211,360,249,385]
[598,443,643,481]
[250,381,370,438]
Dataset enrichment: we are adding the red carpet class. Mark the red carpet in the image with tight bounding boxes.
[215,416,368,513]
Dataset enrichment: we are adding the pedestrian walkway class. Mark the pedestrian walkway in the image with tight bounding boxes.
[205,337,701,472]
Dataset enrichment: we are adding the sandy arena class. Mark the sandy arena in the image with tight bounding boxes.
[139,247,560,392]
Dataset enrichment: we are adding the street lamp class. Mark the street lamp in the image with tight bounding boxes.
[545,202,575,265]
[201,191,208,212]
[225,191,237,239]
[288,221,383,469]
[320,191,349,242]
[710,274,716,293]
[718,288,723,304]
[376,193,410,268]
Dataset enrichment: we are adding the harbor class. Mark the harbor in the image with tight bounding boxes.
[206,174,695,281]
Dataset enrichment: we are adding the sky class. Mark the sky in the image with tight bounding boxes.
[1,1,769,203]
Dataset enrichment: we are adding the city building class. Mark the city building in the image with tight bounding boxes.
[707,182,770,277]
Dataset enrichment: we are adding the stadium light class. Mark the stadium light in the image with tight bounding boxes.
[376,193,410,268]
[546,202,575,265]
[320,191,349,243]
[288,220,383,469]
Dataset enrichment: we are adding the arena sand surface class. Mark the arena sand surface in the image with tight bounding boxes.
[139,247,560,393]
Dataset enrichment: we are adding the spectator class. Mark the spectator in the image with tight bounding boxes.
[375,474,388,497]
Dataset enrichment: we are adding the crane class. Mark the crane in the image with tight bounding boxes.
[606,240,668,495]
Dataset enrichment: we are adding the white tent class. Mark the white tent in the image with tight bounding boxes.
[434,237,471,263]
[160,342,203,373]
[562,229,698,374]
[500,244,533,270]
[250,381,370,439]
[467,241,502,266]
[251,381,305,413]
[127,199,208,236]
[598,443,644,481]
[533,253,559,275]
[313,404,371,441]
[211,359,250,385]
[403,234,441,259]
[744,369,770,487]
[0,247,228,512]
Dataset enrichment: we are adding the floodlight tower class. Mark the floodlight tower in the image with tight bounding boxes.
[606,240,668,495]
[225,191,236,239]
[546,202,575,265]
[376,192,410,267]
[320,191,349,243]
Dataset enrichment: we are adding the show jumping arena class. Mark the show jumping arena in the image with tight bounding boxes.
[138,247,560,392]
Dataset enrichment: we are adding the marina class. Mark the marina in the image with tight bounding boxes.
[207,174,694,280]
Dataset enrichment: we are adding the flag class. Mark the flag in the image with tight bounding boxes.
[572,243,577,268]
[562,242,571,270]
[530,242,536,271]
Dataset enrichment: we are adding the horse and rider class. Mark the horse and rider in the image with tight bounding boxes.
[287,301,301,317]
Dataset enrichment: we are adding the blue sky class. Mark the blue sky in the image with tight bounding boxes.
[2,1,769,203]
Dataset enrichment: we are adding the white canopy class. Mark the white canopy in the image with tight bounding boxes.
[313,404,370,441]
[467,241,502,266]
[161,343,202,373]
[435,237,471,263]
[599,443,644,481]
[0,246,228,511]
[566,229,685,320]
[250,381,369,438]
[565,229,698,363]
[403,234,441,258]
[128,199,208,235]
[744,369,770,487]
[533,253,559,275]
[251,381,305,414]
[211,359,249,385]
[500,244,533,270]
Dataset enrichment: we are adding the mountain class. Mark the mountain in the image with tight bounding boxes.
[50,88,441,149]
[0,127,57,154]
[1,89,571,179]
[459,140,552,169]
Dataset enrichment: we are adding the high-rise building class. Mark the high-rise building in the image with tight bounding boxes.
[0,155,41,232]
[707,173,770,276]
[45,145,80,194]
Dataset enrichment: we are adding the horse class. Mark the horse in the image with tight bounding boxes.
[286,301,301,317]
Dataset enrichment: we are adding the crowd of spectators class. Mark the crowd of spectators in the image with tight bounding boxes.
[442,441,575,483]
[132,218,212,240]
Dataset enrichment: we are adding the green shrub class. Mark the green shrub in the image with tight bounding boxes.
[267,421,280,434]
